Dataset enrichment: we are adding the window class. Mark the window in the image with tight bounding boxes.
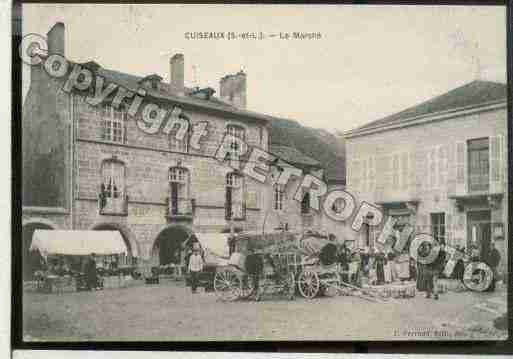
[274,185,284,211]
[431,213,446,244]
[100,105,126,143]
[226,124,245,159]
[169,167,191,215]
[226,172,245,219]
[101,161,125,199]
[99,160,126,214]
[301,191,310,214]
[468,138,489,192]
[168,118,190,153]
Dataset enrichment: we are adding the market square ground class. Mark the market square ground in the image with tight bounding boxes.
[23,281,507,341]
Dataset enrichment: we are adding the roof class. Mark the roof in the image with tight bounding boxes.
[30,230,129,256]
[351,80,507,133]
[71,63,271,125]
[270,145,321,167]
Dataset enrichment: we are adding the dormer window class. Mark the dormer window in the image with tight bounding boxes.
[190,87,216,100]
[139,74,163,91]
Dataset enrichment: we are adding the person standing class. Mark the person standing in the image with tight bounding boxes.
[485,242,501,292]
[375,251,385,285]
[245,245,263,299]
[85,253,97,291]
[188,245,204,294]
[419,242,445,300]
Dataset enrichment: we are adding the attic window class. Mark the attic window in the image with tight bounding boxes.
[139,74,163,90]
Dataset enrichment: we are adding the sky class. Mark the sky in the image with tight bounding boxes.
[22,4,507,133]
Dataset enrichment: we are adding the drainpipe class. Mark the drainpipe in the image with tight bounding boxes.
[69,93,74,230]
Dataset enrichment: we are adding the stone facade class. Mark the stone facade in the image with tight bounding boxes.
[345,103,508,275]
[22,23,342,267]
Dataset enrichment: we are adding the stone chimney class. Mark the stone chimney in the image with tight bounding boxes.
[170,53,184,95]
[220,70,246,109]
[47,22,65,56]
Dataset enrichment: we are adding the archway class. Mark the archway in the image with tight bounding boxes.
[152,225,192,265]
[22,222,53,280]
[92,223,134,266]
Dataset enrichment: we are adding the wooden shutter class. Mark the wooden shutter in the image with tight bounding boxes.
[401,152,409,191]
[455,141,467,195]
[489,135,504,193]
[446,213,452,246]
[225,186,232,220]
[170,182,178,215]
[392,154,399,190]
[438,145,446,188]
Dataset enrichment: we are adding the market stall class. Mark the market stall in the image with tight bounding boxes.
[30,230,131,292]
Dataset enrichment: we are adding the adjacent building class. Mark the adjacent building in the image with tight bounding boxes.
[344,80,508,274]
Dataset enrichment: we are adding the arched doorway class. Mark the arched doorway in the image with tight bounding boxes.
[92,224,134,266]
[152,225,192,265]
[22,222,53,280]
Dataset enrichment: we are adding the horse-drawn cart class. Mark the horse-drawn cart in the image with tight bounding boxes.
[212,231,300,301]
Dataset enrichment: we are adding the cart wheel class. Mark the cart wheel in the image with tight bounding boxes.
[298,270,320,299]
[214,270,241,302]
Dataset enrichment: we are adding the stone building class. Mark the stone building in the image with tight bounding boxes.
[22,22,275,273]
[344,80,508,274]
[22,22,345,276]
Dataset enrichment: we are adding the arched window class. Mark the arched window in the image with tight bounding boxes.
[169,167,191,215]
[225,172,245,220]
[226,124,245,159]
[99,160,127,214]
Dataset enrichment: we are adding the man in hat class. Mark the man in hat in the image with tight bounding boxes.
[245,244,263,299]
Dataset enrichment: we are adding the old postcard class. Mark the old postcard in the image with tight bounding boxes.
[16,3,508,344]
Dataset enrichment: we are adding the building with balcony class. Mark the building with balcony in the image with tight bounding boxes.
[344,80,508,274]
[21,22,349,277]
[22,23,275,275]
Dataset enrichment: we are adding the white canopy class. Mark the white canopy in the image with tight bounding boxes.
[30,230,129,256]
[195,232,230,266]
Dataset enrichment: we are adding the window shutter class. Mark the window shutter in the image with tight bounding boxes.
[438,146,446,188]
[369,156,375,194]
[362,158,368,193]
[392,154,399,190]
[455,141,467,195]
[123,121,128,144]
[489,135,503,193]
[401,152,409,191]
[225,187,232,220]
[446,213,452,246]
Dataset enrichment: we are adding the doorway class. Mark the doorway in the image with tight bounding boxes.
[467,210,491,260]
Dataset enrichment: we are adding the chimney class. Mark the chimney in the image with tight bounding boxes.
[220,70,246,109]
[170,53,184,95]
[47,22,65,56]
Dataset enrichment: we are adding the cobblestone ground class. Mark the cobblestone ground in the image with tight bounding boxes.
[22,280,507,341]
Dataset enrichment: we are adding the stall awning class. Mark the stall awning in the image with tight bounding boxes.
[30,230,129,256]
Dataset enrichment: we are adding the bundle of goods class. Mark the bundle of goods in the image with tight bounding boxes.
[437,278,467,293]
[363,281,416,299]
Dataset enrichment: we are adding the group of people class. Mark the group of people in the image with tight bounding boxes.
[335,243,417,288]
